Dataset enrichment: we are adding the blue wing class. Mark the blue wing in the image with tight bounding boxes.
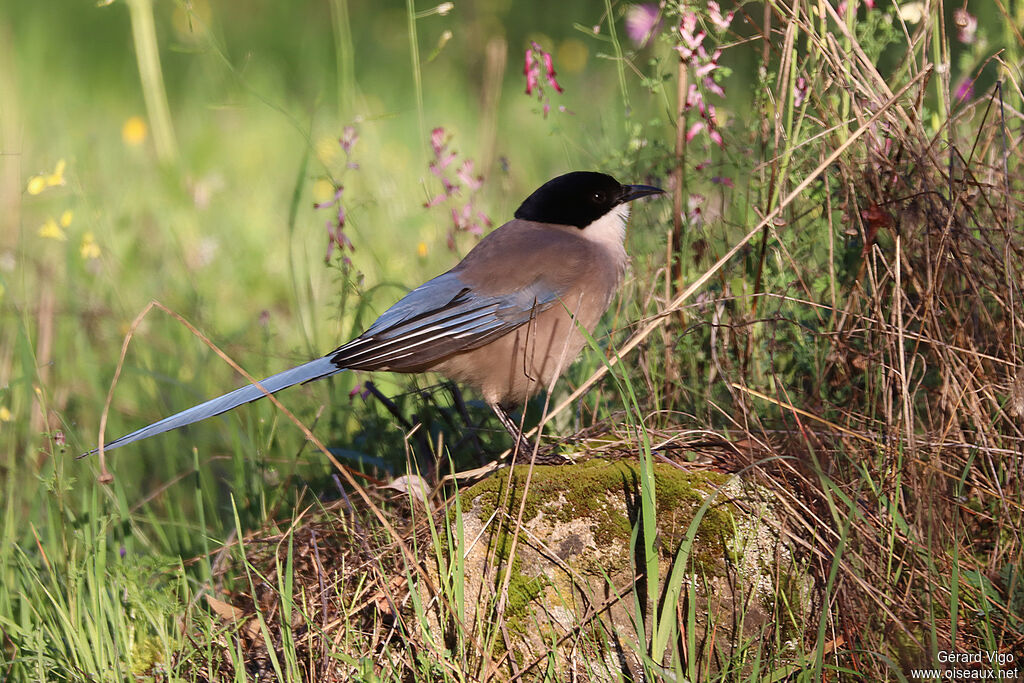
[328,271,563,371]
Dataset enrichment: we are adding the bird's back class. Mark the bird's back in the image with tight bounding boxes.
[432,218,627,405]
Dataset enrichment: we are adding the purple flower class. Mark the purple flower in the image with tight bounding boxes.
[626,4,660,47]
[955,78,974,103]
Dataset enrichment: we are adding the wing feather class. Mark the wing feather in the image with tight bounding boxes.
[330,272,565,371]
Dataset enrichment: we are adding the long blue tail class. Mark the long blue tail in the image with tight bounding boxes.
[85,357,342,455]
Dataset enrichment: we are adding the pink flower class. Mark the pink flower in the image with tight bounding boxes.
[678,21,731,150]
[321,183,354,263]
[675,12,706,62]
[693,49,720,78]
[687,193,706,227]
[423,128,491,249]
[524,50,539,95]
[457,160,483,191]
[523,42,566,118]
[794,76,809,107]
[541,51,564,93]
[954,9,977,44]
[340,126,359,154]
[708,1,734,31]
[704,77,725,98]
[348,382,371,400]
[686,83,703,109]
[626,4,660,47]
[430,127,446,152]
[324,216,354,264]
[838,0,875,16]
[313,186,344,210]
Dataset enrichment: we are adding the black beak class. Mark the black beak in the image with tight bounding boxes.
[620,184,665,203]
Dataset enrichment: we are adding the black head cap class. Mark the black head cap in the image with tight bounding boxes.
[514,171,664,229]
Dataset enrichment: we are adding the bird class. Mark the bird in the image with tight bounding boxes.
[87,171,664,457]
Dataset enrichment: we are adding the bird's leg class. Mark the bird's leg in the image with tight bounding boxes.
[490,403,573,465]
[490,403,537,461]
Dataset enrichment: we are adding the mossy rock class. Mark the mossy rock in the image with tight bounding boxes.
[423,460,813,680]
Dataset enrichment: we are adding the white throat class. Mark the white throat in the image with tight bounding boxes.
[581,203,629,249]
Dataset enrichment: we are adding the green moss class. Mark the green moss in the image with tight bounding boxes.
[484,545,550,649]
[504,567,550,634]
[130,635,164,676]
[460,460,732,574]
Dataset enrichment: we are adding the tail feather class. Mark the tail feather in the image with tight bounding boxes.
[85,357,342,455]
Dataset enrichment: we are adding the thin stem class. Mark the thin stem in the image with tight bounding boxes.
[406,0,426,162]
[603,0,630,116]
[330,0,357,117]
[126,0,177,163]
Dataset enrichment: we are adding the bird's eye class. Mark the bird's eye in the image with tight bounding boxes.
[592,191,606,203]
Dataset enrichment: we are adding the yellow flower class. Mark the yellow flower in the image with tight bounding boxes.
[27,175,46,195]
[417,241,428,257]
[47,159,66,186]
[312,178,336,204]
[122,116,148,146]
[315,137,340,166]
[558,38,589,74]
[60,209,73,227]
[0,406,11,422]
[26,159,67,195]
[38,218,67,241]
[80,232,101,259]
